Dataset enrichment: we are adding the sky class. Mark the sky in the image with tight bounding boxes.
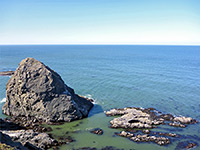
[0,0,200,45]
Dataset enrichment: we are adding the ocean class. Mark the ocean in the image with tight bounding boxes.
[0,45,200,150]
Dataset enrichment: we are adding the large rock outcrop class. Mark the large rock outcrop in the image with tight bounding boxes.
[2,58,93,122]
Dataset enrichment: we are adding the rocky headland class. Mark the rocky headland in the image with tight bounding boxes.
[2,57,93,122]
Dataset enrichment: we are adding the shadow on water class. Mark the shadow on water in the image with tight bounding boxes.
[88,104,104,117]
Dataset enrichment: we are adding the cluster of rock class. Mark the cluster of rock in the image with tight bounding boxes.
[105,107,164,129]
[105,107,197,129]
[2,57,93,122]
[116,130,173,146]
[105,107,198,146]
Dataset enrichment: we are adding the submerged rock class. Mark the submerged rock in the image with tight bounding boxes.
[175,141,198,150]
[2,58,93,122]
[90,128,104,135]
[186,143,197,149]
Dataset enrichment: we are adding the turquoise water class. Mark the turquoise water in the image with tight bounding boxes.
[0,45,200,149]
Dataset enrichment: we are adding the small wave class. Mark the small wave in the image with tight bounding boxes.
[85,94,92,98]
[84,94,98,104]
[0,98,6,103]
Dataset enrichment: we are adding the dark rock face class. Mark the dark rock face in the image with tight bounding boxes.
[2,58,93,122]
[0,132,28,150]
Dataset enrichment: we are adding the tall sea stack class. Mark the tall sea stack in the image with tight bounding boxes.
[2,58,93,122]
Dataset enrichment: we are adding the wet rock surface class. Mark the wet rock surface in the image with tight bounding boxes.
[2,58,93,122]
[90,128,104,135]
[106,107,198,147]
[105,107,164,129]
[116,130,173,146]
[105,107,197,129]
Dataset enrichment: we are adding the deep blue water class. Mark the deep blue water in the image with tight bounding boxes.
[0,45,200,149]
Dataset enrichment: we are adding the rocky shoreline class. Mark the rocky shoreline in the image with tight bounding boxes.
[0,58,94,149]
[105,107,198,148]
[0,58,199,150]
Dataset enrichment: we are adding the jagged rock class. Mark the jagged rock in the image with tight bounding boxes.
[2,58,93,122]
[1,130,57,150]
[105,107,164,129]
[105,107,197,130]
[3,116,52,133]
[116,131,170,146]
[0,71,15,76]
[106,107,197,146]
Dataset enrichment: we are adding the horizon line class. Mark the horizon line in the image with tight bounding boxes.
[0,43,200,46]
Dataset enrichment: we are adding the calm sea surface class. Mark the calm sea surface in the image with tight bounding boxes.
[0,45,200,150]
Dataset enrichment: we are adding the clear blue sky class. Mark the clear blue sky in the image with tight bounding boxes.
[0,0,200,45]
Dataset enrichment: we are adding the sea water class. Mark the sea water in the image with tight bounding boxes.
[0,45,200,150]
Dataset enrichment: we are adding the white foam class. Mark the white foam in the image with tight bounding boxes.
[85,94,92,99]
[0,97,6,103]
[84,94,98,104]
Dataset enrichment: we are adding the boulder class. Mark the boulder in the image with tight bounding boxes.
[2,58,93,122]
